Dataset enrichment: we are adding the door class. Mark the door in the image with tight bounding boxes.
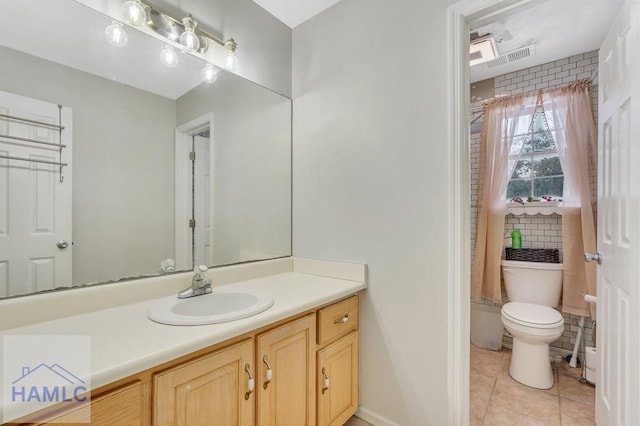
[596,1,640,424]
[154,339,255,426]
[317,331,359,426]
[174,115,214,271]
[0,90,72,297]
[193,134,213,267]
[257,314,316,426]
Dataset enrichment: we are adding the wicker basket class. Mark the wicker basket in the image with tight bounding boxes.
[505,248,560,263]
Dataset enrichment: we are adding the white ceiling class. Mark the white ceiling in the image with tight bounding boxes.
[470,0,622,82]
[252,0,344,28]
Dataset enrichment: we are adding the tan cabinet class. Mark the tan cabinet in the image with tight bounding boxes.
[8,294,360,426]
[316,296,359,426]
[256,314,316,426]
[317,296,358,346]
[154,339,254,426]
[317,331,359,426]
[25,381,145,426]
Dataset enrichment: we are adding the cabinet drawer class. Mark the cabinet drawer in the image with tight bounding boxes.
[317,296,358,346]
[29,381,143,426]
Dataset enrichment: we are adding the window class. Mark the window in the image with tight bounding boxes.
[506,104,564,201]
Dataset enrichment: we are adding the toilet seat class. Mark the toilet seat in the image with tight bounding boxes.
[501,302,563,329]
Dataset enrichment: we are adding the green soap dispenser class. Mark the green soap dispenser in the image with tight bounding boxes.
[511,229,522,249]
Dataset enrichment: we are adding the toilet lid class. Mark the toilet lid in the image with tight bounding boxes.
[502,302,564,328]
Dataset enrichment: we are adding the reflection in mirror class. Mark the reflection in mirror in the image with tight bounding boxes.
[0,0,291,298]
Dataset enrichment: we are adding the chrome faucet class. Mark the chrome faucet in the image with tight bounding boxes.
[177,265,213,299]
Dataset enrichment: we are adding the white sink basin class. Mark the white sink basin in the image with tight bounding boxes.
[147,288,274,326]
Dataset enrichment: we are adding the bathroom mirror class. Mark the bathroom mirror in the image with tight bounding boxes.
[0,0,291,298]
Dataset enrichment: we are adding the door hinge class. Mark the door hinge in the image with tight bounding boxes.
[189,219,196,229]
[189,151,196,161]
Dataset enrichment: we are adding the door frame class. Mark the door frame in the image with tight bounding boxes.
[446,0,537,424]
[175,113,214,271]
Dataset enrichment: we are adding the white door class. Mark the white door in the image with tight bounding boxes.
[193,134,213,267]
[0,91,72,297]
[596,1,640,425]
[174,117,215,271]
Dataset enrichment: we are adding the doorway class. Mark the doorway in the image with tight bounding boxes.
[175,114,214,271]
[447,0,624,424]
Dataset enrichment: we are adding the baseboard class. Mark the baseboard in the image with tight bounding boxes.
[355,407,400,426]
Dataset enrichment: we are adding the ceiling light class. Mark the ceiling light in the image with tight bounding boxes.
[201,64,219,84]
[224,38,238,71]
[160,45,179,68]
[104,21,128,47]
[179,15,201,52]
[470,36,498,66]
[122,0,148,27]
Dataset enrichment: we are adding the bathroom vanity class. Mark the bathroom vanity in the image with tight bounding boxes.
[0,258,365,426]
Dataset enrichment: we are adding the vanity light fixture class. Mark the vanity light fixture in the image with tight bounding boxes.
[105,21,128,47]
[201,64,219,84]
[122,0,148,27]
[160,45,179,68]
[179,15,201,52]
[108,0,239,79]
[133,0,238,62]
[224,38,239,71]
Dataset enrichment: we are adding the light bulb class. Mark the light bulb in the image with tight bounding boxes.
[105,21,128,47]
[179,16,200,52]
[122,0,147,27]
[224,52,238,71]
[179,30,200,51]
[224,38,238,71]
[160,45,179,68]
[201,64,218,84]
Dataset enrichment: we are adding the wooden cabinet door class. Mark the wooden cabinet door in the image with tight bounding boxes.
[154,339,254,426]
[257,314,316,426]
[317,331,358,426]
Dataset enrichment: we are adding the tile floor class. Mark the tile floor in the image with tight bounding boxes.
[470,344,596,425]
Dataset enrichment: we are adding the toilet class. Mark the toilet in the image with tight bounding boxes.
[501,260,564,389]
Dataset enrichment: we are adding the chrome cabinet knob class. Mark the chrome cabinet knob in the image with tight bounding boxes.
[56,240,69,249]
[584,252,602,265]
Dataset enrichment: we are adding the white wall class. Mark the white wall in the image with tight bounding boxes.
[176,74,291,266]
[0,46,176,285]
[293,0,457,423]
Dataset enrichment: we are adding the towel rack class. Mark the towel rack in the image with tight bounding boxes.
[0,113,65,130]
[0,134,67,149]
[0,106,67,182]
[0,155,67,167]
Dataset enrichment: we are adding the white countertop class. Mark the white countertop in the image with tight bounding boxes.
[0,271,365,390]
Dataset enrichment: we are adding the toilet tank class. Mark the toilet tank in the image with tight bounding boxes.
[501,260,563,307]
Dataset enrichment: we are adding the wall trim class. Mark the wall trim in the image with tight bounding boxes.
[446,0,537,424]
[355,407,401,426]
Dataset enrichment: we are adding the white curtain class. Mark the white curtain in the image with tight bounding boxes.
[547,81,597,317]
[471,94,535,303]
[472,80,597,317]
